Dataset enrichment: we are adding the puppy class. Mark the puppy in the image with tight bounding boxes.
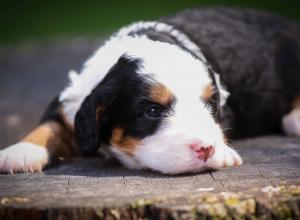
[1,7,300,174]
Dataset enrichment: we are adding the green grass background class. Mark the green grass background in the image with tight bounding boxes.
[1,0,300,44]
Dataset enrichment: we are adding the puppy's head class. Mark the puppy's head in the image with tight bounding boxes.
[74,39,231,174]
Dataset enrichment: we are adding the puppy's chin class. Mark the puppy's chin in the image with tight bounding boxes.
[109,144,142,170]
[109,135,242,175]
[110,145,206,174]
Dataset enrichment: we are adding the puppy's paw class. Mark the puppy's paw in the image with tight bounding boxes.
[206,145,242,169]
[0,142,49,174]
[282,109,300,136]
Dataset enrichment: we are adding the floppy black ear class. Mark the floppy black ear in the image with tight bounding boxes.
[74,54,143,155]
[73,73,119,156]
[74,94,102,156]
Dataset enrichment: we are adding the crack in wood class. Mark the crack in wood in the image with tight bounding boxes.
[122,176,127,186]
[65,177,71,193]
[209,171,216,181]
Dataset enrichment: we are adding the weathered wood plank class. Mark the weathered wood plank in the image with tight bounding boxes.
[0,136,300,219]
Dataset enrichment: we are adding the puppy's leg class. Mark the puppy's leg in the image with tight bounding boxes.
[282,96,300,136]
[0,97,77,173]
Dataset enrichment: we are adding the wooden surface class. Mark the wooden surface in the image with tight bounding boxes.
[0,41,300,219]
[0,136,300,219]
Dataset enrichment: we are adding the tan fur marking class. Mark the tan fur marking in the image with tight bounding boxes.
[202,83,214,100]
[292,95,300,109]
[149,84,173,106]
[23,122,57,147]
[22,122,77,160]
[111,128,138,156]
[224,136,230,145]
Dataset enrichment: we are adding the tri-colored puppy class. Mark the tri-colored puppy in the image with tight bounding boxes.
[1,7,300,174]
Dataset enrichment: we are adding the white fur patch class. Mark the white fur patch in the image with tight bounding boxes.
[117,21,207,61]
[0,142,49,174]
[214,73,230,106]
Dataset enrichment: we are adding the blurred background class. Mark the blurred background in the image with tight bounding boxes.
[0,0,300,147]
[1,0,300,44]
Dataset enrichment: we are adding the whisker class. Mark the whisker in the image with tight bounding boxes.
[221,127,232,131]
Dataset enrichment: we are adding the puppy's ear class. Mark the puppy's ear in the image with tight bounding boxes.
[74,79,117,156]
[74,54,142,155]
[74,94,102,156]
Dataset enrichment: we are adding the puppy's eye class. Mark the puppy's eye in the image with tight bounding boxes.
[145,105,163,119]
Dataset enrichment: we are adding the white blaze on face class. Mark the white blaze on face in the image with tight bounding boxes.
[131,52,224,173]
[133,86,241,174]
[135,99,225,174]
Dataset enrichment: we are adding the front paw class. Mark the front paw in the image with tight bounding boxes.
[206,145,242,169]
[0,142,49,174]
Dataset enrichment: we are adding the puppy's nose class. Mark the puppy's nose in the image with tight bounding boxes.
[189,142,215,161]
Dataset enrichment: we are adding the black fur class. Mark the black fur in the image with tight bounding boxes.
[162,7,300,138]
[74,94,100,155]
[40,96,66,128]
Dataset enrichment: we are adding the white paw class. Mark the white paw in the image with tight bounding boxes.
[0,142,49,174]
[282,110,300,136]
[206,145,242,169]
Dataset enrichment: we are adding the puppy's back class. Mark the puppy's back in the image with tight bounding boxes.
[163,7,300,137]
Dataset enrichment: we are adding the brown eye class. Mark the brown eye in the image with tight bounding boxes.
[145,105,163,119]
